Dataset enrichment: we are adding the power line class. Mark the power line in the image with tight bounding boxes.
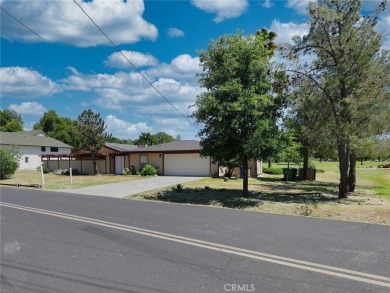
[1,7,45,41]
[73,0,199,130]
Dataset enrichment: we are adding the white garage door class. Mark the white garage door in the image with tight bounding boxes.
[164,153,210,176]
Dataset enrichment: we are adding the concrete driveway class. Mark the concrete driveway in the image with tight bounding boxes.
[51,176,203,198]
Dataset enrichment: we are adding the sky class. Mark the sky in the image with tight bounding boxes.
[1,0,389,140]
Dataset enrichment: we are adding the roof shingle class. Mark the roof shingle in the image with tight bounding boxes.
[0,131,72,148]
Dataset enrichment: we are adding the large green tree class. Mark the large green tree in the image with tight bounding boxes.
[135,132,157,146]
[287,81,335,179]
[75,109,111,175]
[0,110,23,132]
[288,0,390,198]
[33,110,76,146]
[33,110,61,133]
[192,30,283,197]
[154,132,175,144]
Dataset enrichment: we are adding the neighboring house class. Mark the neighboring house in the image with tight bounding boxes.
[42,140,263,177]
[0,130,72,170]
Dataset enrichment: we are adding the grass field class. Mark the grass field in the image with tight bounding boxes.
[129,161,390,225]
[0,170,145,190]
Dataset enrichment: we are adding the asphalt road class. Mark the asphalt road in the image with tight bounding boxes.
[1,187,389,293]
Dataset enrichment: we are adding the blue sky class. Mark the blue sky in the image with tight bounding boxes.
[1,0,389,140]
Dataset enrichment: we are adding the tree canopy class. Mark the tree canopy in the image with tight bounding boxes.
[33,110,76,146]
[192,30,283,196]
[0,110,23,132]
[75,109,111,174]
[287,0,390,198]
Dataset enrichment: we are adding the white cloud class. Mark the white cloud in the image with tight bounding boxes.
[167,27,185,38]
[9,102,47,116]
[105,115,151,138]
[62,64,202,113]
[270,20,309,44]
[146,54,201,80]
[104,51,158,69]
[0,0,158,47]
[171,54,201,73]
[61,67,148,92]
[152,117,190,129]
[269,21,312,67]
[286,0,312,14]
[262,0,273,9]
[0,67,61,98]
[377,15,390,50]
[191,0,248,22]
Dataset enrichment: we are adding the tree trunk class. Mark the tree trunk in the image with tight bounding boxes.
[348,151,357,193]
[337,141,350,198]
[360,158,364,165]
[302,147,309,180]
[242,158,249,197]
[268,159,272,168]
[92,152,98,175]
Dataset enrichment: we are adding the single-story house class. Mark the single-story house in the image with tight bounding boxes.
[0,130,73,170]
[42,140,262,177]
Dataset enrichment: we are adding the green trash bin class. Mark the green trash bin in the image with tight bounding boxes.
[283,168,298,181]
[290,168,297,181]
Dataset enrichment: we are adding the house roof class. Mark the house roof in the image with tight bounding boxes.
[105,142,139,152]
[0,131,72,148]
[40,140,201,158]
[126,140,201,153]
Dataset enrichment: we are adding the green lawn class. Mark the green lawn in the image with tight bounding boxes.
[1,170,145,190]
[270,161,390,199]
[129,161,390,225]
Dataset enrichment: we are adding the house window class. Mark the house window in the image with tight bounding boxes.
[50,147,58,152]
[139,155,148,170]
[25,157,29,163]
[41,146,46,152]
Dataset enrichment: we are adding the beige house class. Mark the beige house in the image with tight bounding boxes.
[43,140,262,177]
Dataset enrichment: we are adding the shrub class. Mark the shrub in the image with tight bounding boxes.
[176,183,184,192]
[308,160,316,169]
[37,165,50,174]
[122,168,131,175]
[378,163,390,168]
[64,169,79,175]
[130,165,137,175]
[316,169,325,173]
[54,169,79,175]
[263,167,283,175]
[172,183,184,192]
[0,148,19,179]
[140,164,158,176]
[53,169,63,175]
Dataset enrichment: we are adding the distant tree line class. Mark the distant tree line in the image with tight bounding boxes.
[0,109,181,149]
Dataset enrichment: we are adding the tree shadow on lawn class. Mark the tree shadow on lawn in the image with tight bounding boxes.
[255,177,339,195]
[142,183,350,210]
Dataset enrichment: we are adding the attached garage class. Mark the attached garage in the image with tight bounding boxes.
[164,153,210,176]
